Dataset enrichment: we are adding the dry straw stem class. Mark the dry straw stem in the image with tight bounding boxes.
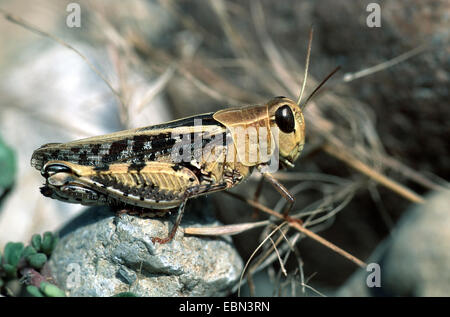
[0,9,124,110]
[305,95,430,205]
[380,155,449,192]
[225,191,367,269]
[268,236,288,277]
[228,217,304,295]
[142,2,440,208]
[293,181,357,228]
[322,143,425,204]
[245,224,306,296]
[238,222,288,297]
[246,224,293,284]
[184,220,270,236]
[342,44,430,82]
[247,0,435,205]
[132,36,252,105]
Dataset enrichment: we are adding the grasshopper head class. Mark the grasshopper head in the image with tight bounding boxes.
[267,97,306,167]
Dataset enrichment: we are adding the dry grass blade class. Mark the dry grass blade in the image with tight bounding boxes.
[0,97,100,138]
[135,66,175,113]
[288,220,366,268]
[369,183,395,230]
[184,220,269,236]
[0,9,124,109]
[250,1,299,96]
[158,0,220,47]
[300,283,326,297]
[177,66,239,104]
[342,43,430,82]
[380,155,449,192]
[225,191,367,268]
[210,0,249,58]
[238,222,287,297]
[323,143,425,204]
[247,226,292,282]
[301,185,356,227]
[269,237,287,277]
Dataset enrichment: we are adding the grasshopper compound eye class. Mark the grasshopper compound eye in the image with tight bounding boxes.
[275,105,295,133]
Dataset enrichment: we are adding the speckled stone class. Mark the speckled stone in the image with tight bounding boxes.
[48,200,243,297]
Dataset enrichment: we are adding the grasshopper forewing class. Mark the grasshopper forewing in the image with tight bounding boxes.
[31,28,336,244]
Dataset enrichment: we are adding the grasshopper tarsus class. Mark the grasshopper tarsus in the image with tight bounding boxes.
[151,236,171,244]
[151,200,187,244]
[150,220,180,245]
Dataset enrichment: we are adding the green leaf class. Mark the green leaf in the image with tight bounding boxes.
[26,285,44,297]
[40,282,65,297]
[3,242,24,266]
[112,292,138,297]
[0,136,16,189]
[31,234,42,252]
[2,263,17,278]
[26,253,48,269]
[41,232,54,255]
[22,246,37,258]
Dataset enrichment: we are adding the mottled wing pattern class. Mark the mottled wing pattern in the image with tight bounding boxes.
[31,113,223,171]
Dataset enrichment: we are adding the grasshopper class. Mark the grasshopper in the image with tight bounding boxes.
[31,29,338,244]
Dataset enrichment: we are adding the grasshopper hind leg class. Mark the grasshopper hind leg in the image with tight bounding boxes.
[150,181,229,244]
[151,201,187,244]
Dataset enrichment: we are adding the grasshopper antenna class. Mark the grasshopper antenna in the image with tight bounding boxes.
[296,27,313,107]
[301,65,341,110]
[296,26,341,110]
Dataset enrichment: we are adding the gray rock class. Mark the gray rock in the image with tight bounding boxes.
[337,190,450,296]
[48,200,243,297]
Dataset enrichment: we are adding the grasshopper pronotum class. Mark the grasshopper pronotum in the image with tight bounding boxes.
[31,29,338,244]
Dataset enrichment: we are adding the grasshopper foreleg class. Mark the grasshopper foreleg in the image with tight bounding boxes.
[259,170,295,217]
[151,201,187,244]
